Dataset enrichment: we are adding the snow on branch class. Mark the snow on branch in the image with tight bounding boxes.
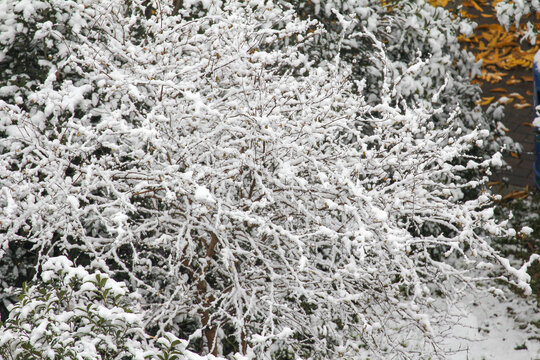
[0,0,535,359]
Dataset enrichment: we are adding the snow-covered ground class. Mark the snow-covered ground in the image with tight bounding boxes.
[445,292,539,359]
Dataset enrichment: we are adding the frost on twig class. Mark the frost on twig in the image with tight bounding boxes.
[0,0,534,359]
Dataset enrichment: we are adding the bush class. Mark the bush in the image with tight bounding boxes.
[0,256,206,360]
[0,0,537,358]
[496,0,540,43]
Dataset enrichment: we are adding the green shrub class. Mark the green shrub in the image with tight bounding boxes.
[0,256,195,360]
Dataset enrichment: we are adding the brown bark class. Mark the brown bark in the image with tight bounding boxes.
[172,0,183,15]
[202,307,218,355]
[199,231,219,355]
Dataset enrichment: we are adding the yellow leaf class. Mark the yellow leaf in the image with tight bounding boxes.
[489,87,507,93]
[458,34,479,43]
[478,69,507,83]
[460,10,478,19]
[476,96,495,105]
[463,0,483,11]
[506,78,522,85]
[502,190,529,200]
[428,0,449,6]
[476,24,503,31]
[513,103,532,109]
[497,96,514,104]
[508,92,525,100]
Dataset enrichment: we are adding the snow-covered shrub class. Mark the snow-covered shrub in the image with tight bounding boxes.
[0,256,205,360]
[496,0,540,44]
[494,194,540,298]
[0,0,536,359]
[286,0,514,154]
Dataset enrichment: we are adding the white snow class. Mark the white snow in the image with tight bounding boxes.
[194,186,215,204]
[520,226,534,235]
[1,187,16,216]
[372,207,388,222]
[445,293,540,360]
[491,152,504,167]
[2,1,538,359]
[66,195,80,209]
